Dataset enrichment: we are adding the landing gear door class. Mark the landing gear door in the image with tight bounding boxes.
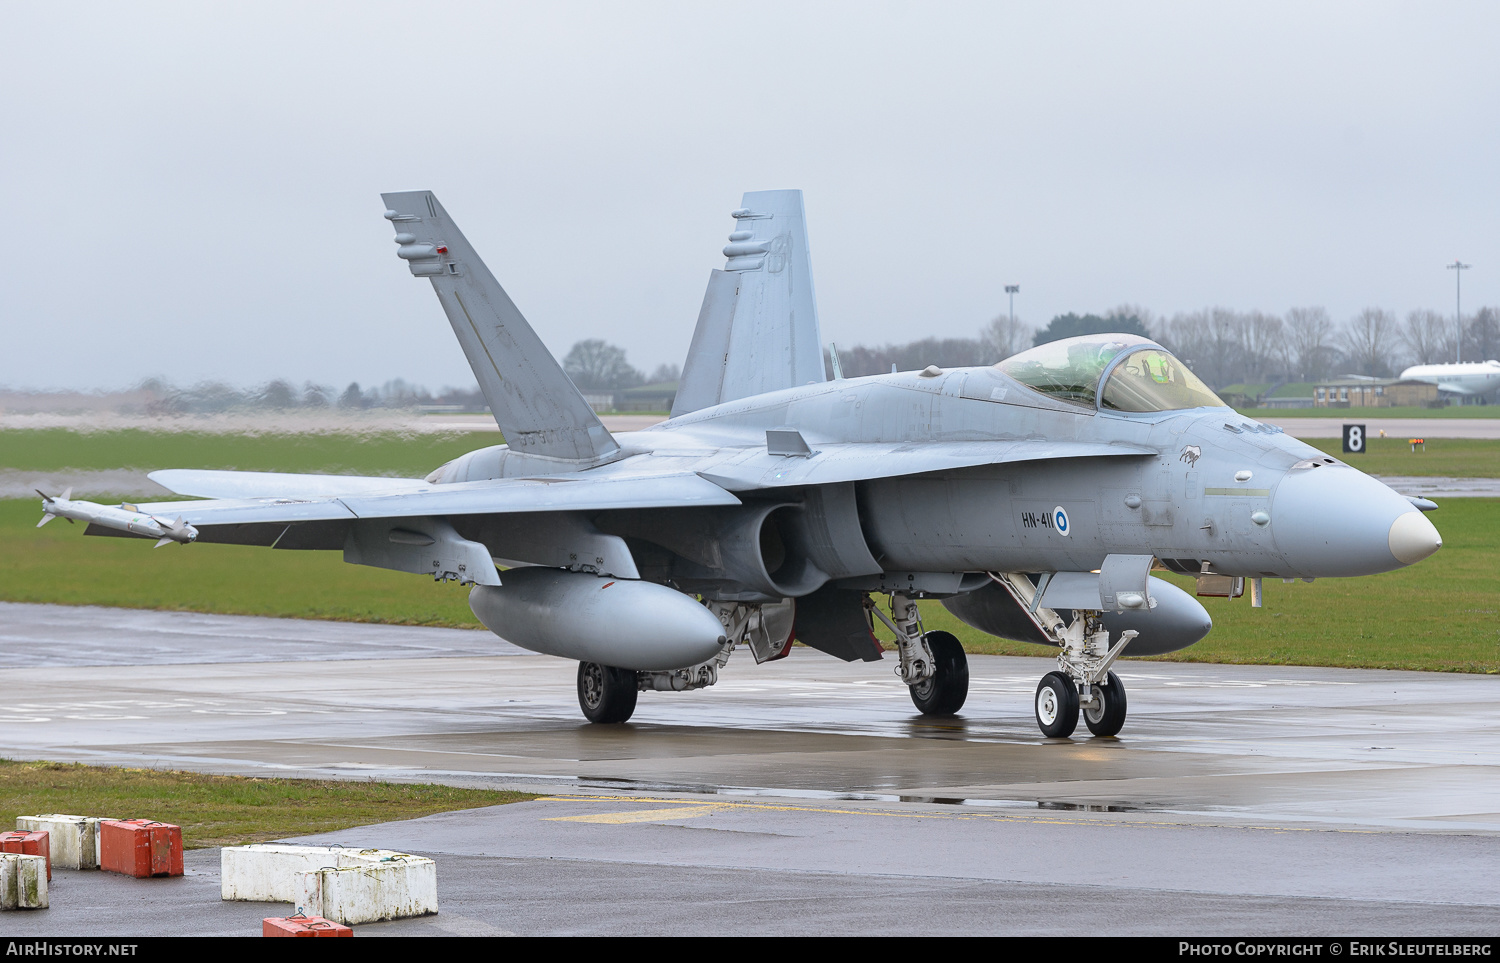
[746,599,796,664]
[1098,554,1155,612]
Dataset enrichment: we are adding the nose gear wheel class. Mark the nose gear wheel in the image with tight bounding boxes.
[1083,670,1128,737]
[1035,671,1079,738]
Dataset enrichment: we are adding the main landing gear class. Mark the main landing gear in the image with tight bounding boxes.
[577,661,638,724]
[576,603,750,723]
[869,592,970,716]
[992,573,1137,739]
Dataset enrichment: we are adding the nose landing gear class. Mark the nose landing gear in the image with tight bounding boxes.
[992,573,1137,738]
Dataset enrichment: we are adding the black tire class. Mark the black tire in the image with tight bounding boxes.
[1034,671,1079,738]
[909,631,969,716]
[577,661,638,724]
[1083,670,1127,737]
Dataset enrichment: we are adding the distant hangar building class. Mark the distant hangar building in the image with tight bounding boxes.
[1311,378,1439,408]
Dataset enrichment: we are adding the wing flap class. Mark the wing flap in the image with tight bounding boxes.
[699,440,1157,491]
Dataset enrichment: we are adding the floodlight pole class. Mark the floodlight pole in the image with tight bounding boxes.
[1448,260,1470,363]
[1005,284,1019,328]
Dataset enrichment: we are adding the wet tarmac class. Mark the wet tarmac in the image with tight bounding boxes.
[3,602,1499,935]
[1374,475,1500,498]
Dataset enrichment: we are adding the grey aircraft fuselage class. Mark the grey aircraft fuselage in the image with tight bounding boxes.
[433,364,1427,590]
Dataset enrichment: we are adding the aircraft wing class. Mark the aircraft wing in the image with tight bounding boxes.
[150,469,431,499]
[698,440,1157,491]
[127,470,742,528]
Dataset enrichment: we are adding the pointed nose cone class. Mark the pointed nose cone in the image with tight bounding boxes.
[1388,510,1442,564]
[1271,466,1444,577]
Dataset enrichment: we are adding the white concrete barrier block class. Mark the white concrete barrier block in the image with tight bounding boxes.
[17,815,105,870]
[294,853,438,925]
[0,854,49,910]
[221,845,347,902]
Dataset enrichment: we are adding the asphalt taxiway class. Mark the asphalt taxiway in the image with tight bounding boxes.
[3,602,1499,935]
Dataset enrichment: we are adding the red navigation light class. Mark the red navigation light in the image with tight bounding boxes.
[436,245,448,254]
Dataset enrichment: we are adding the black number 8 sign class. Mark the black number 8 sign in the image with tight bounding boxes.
[1342,424,1366,454]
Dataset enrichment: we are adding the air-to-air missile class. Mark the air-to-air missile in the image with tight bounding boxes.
[37,489,198,547]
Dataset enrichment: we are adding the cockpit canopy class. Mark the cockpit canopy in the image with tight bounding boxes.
[996,334,1226,412]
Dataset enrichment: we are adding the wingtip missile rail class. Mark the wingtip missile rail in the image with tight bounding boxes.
[36,491,198,547]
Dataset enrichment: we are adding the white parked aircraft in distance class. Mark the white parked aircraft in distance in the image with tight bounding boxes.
[1399,360,1500,399]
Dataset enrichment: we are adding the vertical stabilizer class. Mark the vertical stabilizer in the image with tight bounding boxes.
[381,192,619,465]
[672,190,825,417]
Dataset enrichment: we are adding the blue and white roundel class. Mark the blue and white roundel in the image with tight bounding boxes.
[1052,506,1070,537]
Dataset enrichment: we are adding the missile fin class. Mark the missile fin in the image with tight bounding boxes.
[61,487,72,501]
[37,513,54,528]
[154,536,174,548]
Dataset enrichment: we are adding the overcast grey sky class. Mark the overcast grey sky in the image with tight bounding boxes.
[3,1,1496,391]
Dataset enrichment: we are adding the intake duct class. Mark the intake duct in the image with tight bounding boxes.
[597,483,881,601]
[716,502,830,599]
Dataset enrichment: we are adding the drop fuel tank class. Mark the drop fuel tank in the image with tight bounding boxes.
[469,568,727,670]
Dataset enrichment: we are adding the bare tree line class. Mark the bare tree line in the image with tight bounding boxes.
[1155,305,1500,385]
[832,305,1500,389]
[17,304,1493,416]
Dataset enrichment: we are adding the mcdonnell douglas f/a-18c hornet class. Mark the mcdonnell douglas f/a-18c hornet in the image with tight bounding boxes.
[40,190,1444,737]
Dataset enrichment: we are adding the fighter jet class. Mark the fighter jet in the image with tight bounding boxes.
[42,190,1444,737]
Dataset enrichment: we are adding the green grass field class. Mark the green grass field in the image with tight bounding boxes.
[0,760,532,848]
[1302,437,1500,477]
[0,499,481,625]
[1,496,1495,673]
[0,428,500,476]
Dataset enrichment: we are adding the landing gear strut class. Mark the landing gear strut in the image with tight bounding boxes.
[869,593,970,716]
[992,573,1137,738]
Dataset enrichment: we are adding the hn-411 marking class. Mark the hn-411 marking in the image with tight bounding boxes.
[41,190,1443,737]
